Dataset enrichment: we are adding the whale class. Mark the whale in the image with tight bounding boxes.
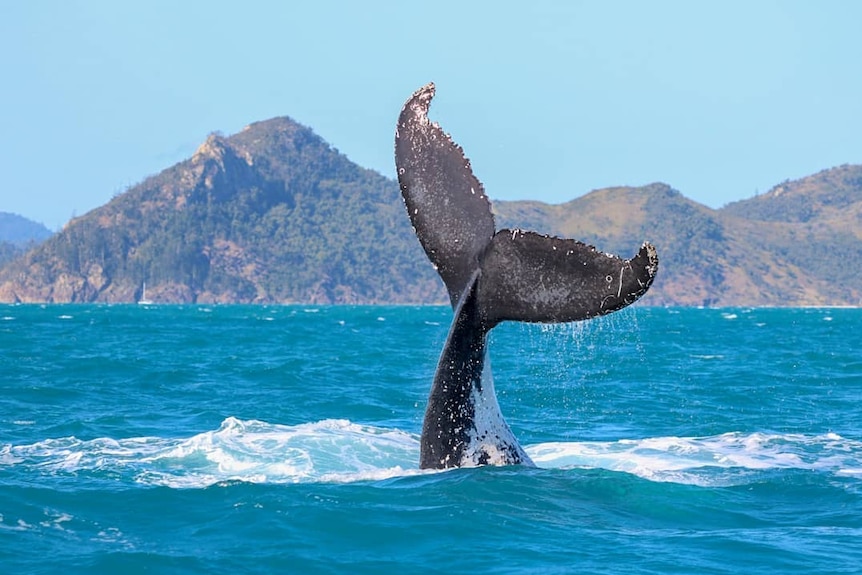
[395,83,659,469]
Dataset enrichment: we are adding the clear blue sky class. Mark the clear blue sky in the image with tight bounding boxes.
[2,1,861,229]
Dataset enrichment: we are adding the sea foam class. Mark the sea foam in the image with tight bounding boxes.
[3,419,860,489]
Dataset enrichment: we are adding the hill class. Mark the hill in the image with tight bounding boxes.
[0,212,52,245]
[496,176,862,306]
[722,164,862,224]
[0,119,442,304]
[716,164,862,305]
[0,212,53,268]
[0,117,860,306]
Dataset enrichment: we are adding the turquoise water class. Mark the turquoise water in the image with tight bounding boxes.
[1,304,860,574]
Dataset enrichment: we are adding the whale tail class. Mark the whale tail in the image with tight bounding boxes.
[395,83,658,469]
[395,82,658,325]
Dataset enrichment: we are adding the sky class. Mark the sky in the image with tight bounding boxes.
[2,1,861,229]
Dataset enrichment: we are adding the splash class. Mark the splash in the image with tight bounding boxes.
[3,421,860,488]
[2,418,423,488]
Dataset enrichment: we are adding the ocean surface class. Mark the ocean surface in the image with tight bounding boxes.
[1,304,860,574]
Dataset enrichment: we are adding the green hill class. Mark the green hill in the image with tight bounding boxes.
[722,164,862,224]
[0,119,443,304]
[497,178,862,306]
[0,117,860,307]
[718,164,862,305]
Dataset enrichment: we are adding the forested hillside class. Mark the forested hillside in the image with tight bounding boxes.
[0,119,441,304]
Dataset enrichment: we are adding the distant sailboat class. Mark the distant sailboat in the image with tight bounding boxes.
[138,282,154,305]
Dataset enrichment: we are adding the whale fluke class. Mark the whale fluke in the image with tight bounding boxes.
[394,83,496,307]
[395,83,659,469]
[479,230,658,328]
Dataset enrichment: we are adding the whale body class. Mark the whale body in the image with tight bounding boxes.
[395,83,659,469]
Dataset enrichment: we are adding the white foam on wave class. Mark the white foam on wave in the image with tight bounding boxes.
[527,431,862,486]
[2,418,424,488]
[0,515,34,532]
[4,423,860,489]
[143,417,424,487]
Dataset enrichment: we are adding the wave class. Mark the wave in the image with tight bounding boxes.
[1,418,423,488]
[2,418,860,488]
[529,432,862,486]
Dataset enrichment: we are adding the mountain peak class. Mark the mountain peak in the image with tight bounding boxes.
[192,133,231,162]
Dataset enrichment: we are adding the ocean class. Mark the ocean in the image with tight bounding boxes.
[1,304,860,574]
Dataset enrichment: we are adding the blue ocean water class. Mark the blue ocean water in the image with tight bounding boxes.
[1,304,860,574]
